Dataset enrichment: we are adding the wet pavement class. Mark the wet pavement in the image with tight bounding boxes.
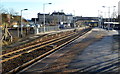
[19,28,120,73]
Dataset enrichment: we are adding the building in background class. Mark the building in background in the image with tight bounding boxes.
[32,11,113,28]
[32,11,73,26]
[73,16,99,27]
[51,11,66,25]
[38,13,52,25]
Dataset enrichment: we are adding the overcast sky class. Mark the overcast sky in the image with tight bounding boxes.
[1,0,120,19]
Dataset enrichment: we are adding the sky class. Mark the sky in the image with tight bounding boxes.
[0,0,120,19]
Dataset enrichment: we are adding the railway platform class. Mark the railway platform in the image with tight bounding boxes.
[19,27,120,73]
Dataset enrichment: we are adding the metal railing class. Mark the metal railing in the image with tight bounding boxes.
[34,26,60,34]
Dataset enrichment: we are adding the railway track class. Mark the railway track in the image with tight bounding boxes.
[2,30,73,54]
[2,27,92,73]
[1,32,75,63]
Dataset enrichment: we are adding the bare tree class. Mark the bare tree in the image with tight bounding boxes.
[0,5,14,45]
[0,5,9,14]
[0,5,17,15]
[0,5,6,13]
[8,8,17,15]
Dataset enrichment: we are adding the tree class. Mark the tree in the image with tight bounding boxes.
[0,5,18,15]
[0,5,8,14]
[0,5,14,45]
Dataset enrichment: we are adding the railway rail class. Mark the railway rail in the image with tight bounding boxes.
[1,32,75,63]
[2,30,73,54]
[2,27,92,73]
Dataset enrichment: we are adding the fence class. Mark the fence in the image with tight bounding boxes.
[34,26,60,34]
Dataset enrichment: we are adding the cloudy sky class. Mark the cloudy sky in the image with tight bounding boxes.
[1,0,120,19]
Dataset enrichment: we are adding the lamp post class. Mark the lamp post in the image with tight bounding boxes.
[113,6,116,27]
[102,6,111,30]
[73,10,76,28]
[98,10,102,27]
[43,3,52,32]
[20,9,28,37]
[102,6,106,22]
[103,6,116,30]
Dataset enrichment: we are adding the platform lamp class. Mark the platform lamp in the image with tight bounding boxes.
[20,9,28,37]
[43,3,52,32]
